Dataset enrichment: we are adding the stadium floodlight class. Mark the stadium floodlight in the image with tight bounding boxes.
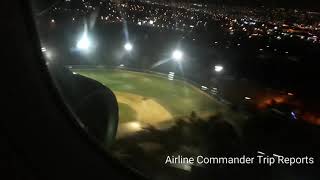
[124,42,133,51]
[77,32,91,51]
[214,65,223,72]
[172,50,183,61]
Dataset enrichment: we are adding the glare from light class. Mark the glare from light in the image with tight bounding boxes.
[128,122,141,131]
[41,47,53,59]
[124,42,133,51]
[77,33,91,50]
[291,112,297,120]
[149,20,154,25]
[245,97,252,100]
[150,58,171,69]
[214,65,223,72]
[51,19,55,23]
[44,51,52,59]
[172,50,183,61]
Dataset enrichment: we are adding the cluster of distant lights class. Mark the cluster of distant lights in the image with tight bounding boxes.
[57,0,320,35]
[50,1,320,60]
[48,2,316,73]
[51,1,320,56]
[57,0,210,32]
[221,15,319,44]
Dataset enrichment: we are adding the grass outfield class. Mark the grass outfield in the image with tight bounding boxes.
[73,68,223,122]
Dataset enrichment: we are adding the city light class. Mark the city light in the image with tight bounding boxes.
[214,65,223,72]
[124,42,133,51]
[172,50,183,61]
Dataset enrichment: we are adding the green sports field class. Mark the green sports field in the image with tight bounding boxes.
[73,68,223,124]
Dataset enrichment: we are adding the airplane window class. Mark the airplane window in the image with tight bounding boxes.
[31,0,319,179]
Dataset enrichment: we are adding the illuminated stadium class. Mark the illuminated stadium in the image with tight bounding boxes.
[71,66,225,138]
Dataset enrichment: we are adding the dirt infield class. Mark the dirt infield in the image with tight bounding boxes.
[115,91,173,124]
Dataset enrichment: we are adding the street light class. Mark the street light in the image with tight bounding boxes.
[214,65,223,72]
[124,42,133,51]
[172,50,183,62]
